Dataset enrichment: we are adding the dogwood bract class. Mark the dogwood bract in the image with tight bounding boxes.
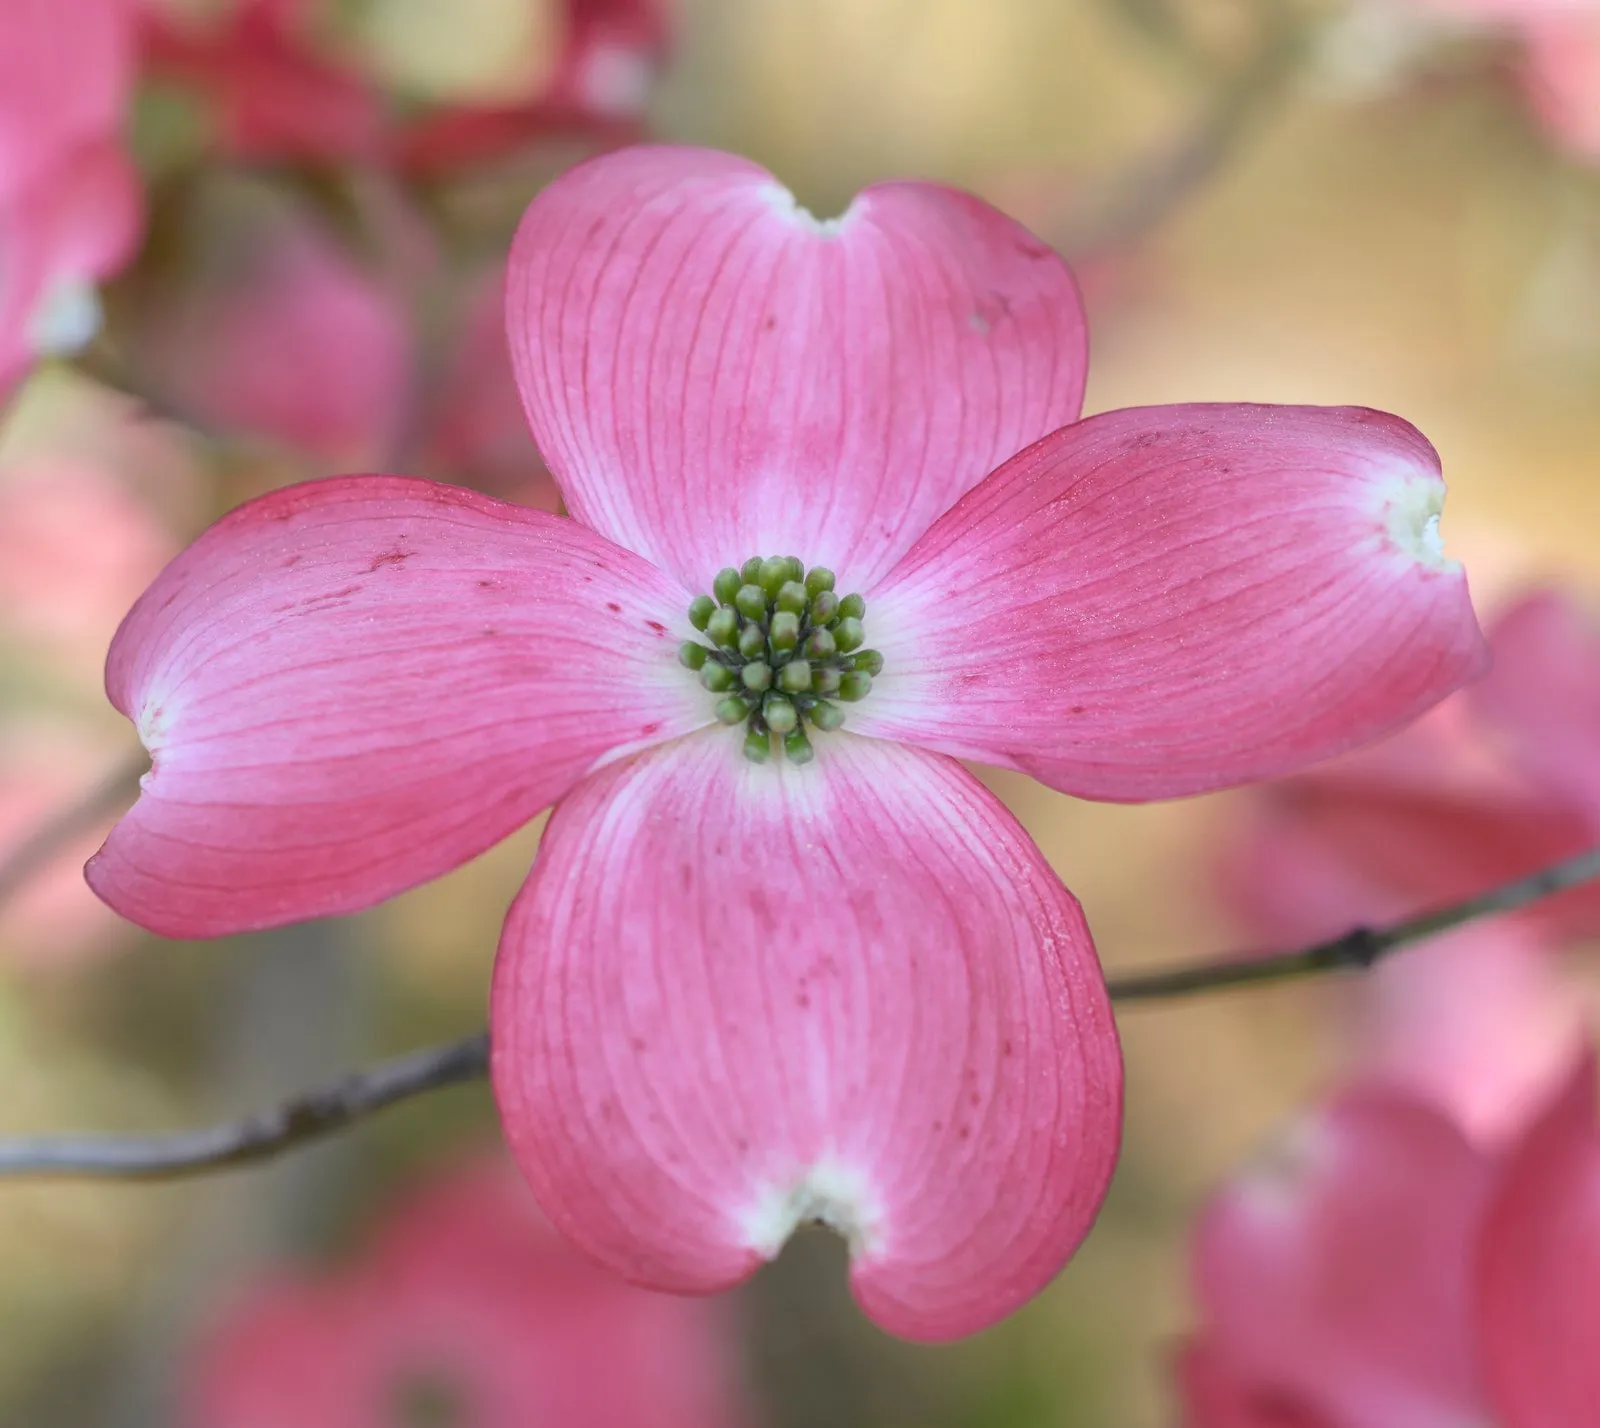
[87,145,1487,1340]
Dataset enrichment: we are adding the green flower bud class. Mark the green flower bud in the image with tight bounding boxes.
[712,567,742,605]
[741,556,764,583]
[813,665,842,695]
[839,670,872,702]
[783,727,815,766]
[770,610,801,650]
[851,648,884,676]
[804,566,836,597]
[741,661,773,693]
[763,694,799,734]
[738,623,767,659]
[678,642,707,670]
[758,556,790,599]
[838,593,865,621]
[701,662,735,693]
[778,659,812,693]
[735,584,768,621]
[834,616,864,653]
[805,628,836,660]
[742,727,772,764]
[776,580,808,615]
[716,696,750,725]
[687,595,716,631]
[809,700,846,731]
[809,590,839,625]
[706,606,740,648]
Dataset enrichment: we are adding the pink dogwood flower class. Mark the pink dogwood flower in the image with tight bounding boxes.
[0,0,141,393]
[1408,0,1600,159]
[141,0,670,169]
[186,1157,746,1428]
[87,145,1486,1339]
[1221,587,1600,1145]
[1182,1055,1600,1428]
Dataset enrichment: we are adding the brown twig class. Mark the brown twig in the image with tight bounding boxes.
[0,846,1594,1181]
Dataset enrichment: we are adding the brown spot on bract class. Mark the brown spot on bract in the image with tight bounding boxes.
[476,578,499,591]
[640,722,660,736]
[367,546,413,573]
[645,619,666,635]
[606,601,622,613]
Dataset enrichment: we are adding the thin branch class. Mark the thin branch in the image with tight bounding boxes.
[1061,2,1305,262]
[0,846,1595,1181]
[1106,843,1600,1002]
[0,1034,487,1179]
[0,753,147,912]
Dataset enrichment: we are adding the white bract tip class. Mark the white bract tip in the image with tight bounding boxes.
[28,277,102,357]
[1377,473,1456,571]
[740,1157,884,1259]
[762,183,854,239]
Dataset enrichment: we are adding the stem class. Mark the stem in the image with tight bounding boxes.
[0,846,1593,1182]
[1106,843,1600,1001]
[0,1034,487,1179]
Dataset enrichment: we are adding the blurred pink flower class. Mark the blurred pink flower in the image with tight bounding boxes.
[394,0,672,173]
[421,264,558,508]
[186,1158,748,1428]
[1221,587,1600,1145]
[142,0,671,168]
[87,145,1486,1339]
[1407,0,1600,159]
[139,0,385,163]
[0,0,142,392]
[151,203,414,467]
[0,454,179,677]
[1181,1056,1600,1428]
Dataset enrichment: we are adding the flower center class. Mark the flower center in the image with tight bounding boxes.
[678,556,882,765]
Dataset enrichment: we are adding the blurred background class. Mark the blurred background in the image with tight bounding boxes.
[2,0,1598,1424]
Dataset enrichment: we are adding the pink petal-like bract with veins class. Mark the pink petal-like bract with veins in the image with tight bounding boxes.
[1471,587,1600,823]
[0,0,133,206]
[506,143,1088,592]
[86,476,707,938]
[856,403,1488,800]
[1477,1053,1600,1428]
[490,728,1122,1342]
[1194,1086,1494,1426]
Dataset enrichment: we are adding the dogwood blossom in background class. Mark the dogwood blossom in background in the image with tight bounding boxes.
[1179,1055,1600,1427]
[1222,587,1600,1146]
[0,396,187,965]
[144,192,416,467]
[85,144,1486,1340]
[139,0,671,169]
[1319,0,1600,160]
[186,1157,748,1428]
[0,0,142,394]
